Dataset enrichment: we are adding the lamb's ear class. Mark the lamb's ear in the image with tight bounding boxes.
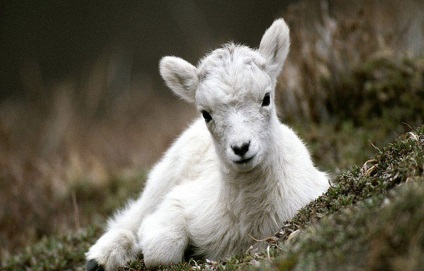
[160,56,199,103]
[258,19,290,79]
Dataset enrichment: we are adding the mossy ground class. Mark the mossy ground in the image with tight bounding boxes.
[270,125,424,271]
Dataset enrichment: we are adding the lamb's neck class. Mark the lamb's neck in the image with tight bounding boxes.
[219,164,283,236]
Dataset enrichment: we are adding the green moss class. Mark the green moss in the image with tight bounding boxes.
[277,126,424,242]
[271,180,424,271]
[261,126,424,271]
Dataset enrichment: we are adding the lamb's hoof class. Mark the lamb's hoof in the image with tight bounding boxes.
[86,259,105,271]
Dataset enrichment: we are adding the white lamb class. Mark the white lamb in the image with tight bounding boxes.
[86,18,329,271]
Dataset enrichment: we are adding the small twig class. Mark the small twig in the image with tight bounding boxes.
[248,234,267,242]
[368,141,381,153]
[402,122,414,131]
[266,245,271,259]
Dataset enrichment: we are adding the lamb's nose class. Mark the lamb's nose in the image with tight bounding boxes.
[231,141,250,157]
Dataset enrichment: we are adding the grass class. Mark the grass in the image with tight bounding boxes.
[278,126,424,240]
[269,180,424,271]
[269,129,424,270]
[0,227,101,271]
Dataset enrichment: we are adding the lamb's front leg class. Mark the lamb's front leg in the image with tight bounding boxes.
[138,197,189,269]
[86,228,141,271]
[85,197,149,271]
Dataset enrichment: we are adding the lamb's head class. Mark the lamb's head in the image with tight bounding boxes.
[160,19,290,172]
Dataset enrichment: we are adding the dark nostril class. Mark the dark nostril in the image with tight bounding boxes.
[232,141,250,157]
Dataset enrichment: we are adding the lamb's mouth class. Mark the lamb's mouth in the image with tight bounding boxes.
[234,156,255,164]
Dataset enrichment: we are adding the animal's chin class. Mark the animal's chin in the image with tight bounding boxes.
[230,155,258,171]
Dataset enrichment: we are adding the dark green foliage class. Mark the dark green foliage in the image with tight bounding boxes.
[326,57,424,126]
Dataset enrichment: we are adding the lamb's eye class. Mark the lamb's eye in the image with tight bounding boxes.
[201,110,212,123]
[261,93,271,107]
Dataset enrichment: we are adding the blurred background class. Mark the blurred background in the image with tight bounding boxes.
[0,0,423,260]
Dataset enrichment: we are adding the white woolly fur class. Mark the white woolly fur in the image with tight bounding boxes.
[86,18,329,270]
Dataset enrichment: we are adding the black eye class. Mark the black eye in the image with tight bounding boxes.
[201,110,212,123]
[261,93,271,107]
